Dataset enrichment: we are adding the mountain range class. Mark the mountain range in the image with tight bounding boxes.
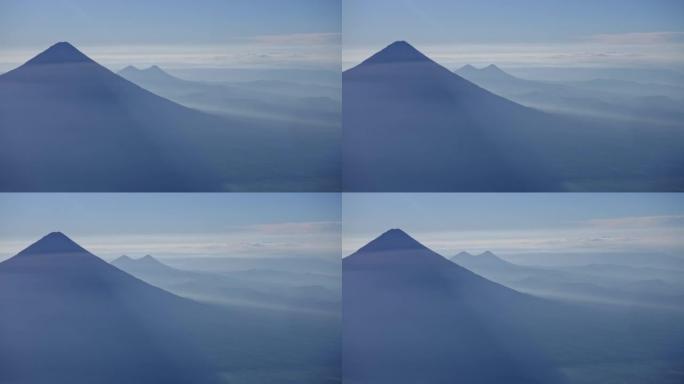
[343,41,684,191]
[0,42,339,191]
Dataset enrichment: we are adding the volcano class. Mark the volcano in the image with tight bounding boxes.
[343,41,560,191]
[0,42,339,192]
[0,232,218,383]
[343,41,684,191]
[343,229,564,383]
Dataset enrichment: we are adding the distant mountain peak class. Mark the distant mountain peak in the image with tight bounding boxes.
[482,64,506,74]
[120,65,139,72]
[138,254,165,265]
[455,63,514,80]
[111,254,178,274]
[451,250,511,266]
[477,251,511,263]
[17,232,88,256]
[144,65,174,77]
[362,41,432,65]
[457,64,478,73]
[24,42,95,66]
[451,250,518,269]
[113,254,162,265]
[356,228,428,253]
[117,64,176,81]
[113,255,133,263]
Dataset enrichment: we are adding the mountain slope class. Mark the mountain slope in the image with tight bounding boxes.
[343,41,684,191]
[0,42,339,191]
[343,229,564,384]
[0,232,218,383]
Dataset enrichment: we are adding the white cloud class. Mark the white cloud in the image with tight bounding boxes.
[587,215,684,229]
[251,32,341,46]
[589,31,684,45]
[249,221,341,235]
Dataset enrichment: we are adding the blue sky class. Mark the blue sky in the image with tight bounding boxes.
[0,194,340,260]
[0,0,340,71]
[342,194,684,256]
[343,0,684,69]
